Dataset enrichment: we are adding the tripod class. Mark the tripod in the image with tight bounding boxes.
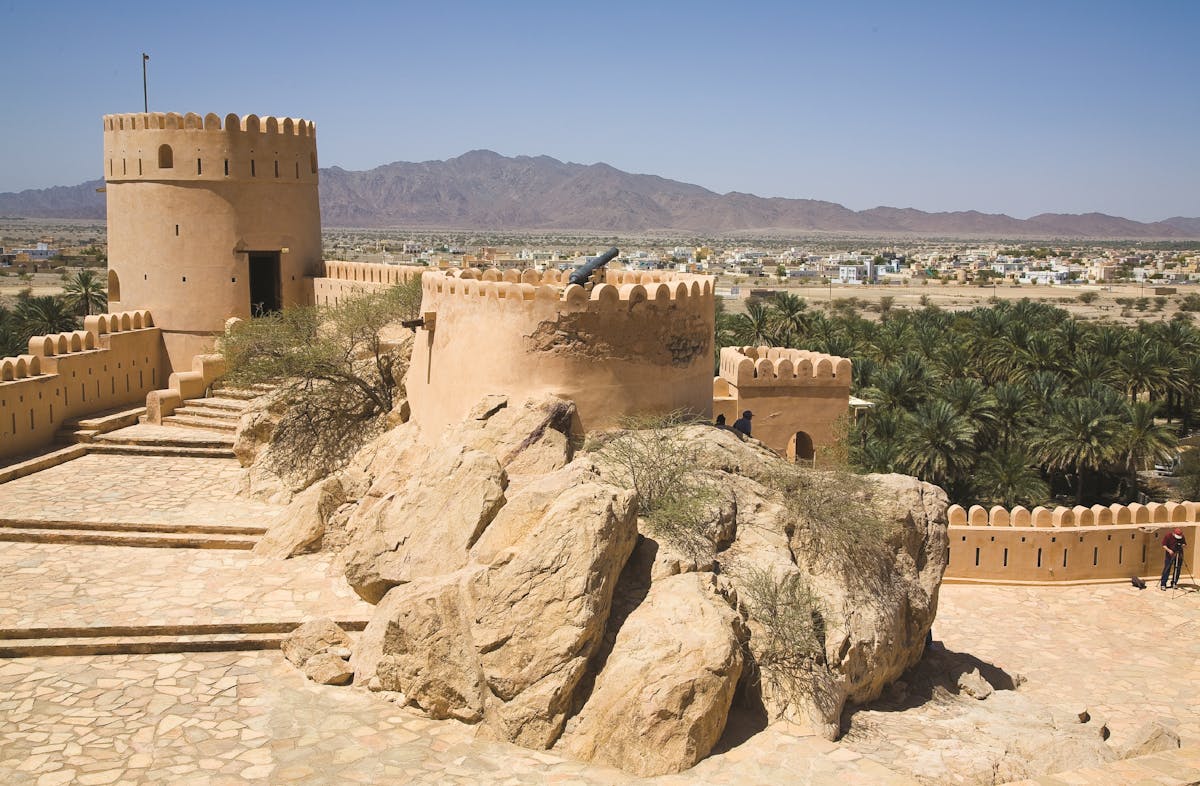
[1171,552,1195,598]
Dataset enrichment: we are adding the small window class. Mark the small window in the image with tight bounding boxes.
[175,224,179,236]
[295,161,299,178]
[138,159,143,175]
[274,160,279,178]
[158,144,173,169]
[310,151,317,173]
[122,158,127,175]
[224,159,229,176]
[197,158,202,175]
[251,160,256,177]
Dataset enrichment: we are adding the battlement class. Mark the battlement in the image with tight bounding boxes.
[323,261,424,285]
[947,500,1199,528]
[103,112,318,185]
[420,267,714,316]
[2,310,156,381]
[1,310,165,460]
[718,346,852,388]
[103,112,315,137]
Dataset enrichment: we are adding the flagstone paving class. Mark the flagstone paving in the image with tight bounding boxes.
[931,583,1200,751]
[0,452,279,528]
[0,544,371,632]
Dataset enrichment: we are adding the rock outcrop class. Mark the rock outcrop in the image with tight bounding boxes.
[353,462,638,747]
[251,399,958,776]
[560,572,745,776]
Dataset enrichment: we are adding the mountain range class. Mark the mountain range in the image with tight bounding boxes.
[2,149,1197,239]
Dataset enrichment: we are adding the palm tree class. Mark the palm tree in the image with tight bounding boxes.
[731,302,776,346]
[15,295,79,341]
[1032,396,1121,505]
[1119,401,1177,499]
[62,269,108,316]
[1117,340,1169,405]
[974,447,1050,508]
[991,381,1034,449]
[939,377,998,443]
[897,399,977,492]
[0,306,23,357]
[771,292,808,340]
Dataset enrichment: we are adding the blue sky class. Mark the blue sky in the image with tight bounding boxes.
[2,0,1198,221]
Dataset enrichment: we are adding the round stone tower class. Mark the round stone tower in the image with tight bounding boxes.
[102,111,321,370]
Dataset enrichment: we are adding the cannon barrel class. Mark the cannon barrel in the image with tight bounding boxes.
[568,247,619,286]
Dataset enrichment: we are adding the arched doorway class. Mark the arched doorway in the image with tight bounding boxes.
[790,431,815,465]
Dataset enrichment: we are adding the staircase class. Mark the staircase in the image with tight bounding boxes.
[160,382,271,434]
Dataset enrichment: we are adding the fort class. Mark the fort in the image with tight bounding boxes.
[0,111,1198,784]
[1,109,1196,584]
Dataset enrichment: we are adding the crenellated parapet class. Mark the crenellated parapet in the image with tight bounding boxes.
[718,346,852,389]
[103,112,315,136]
[103,111,318,184]
[420,266,715,318]
[945,500,1197,584]
[323,261,425,286]
[1,310,165,460]
[947,501,1199,528]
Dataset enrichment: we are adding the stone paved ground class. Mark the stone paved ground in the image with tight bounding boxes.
[0,652,916,786]
[0,453,278,528]
[0,544,372,631]
[932,583,1200,751]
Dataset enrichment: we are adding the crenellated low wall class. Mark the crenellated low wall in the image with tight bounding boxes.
[946,502,1198,584]
[311,261,425,306]
[0,311,166,461]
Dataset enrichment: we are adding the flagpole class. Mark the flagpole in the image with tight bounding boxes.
[142,53,149,112]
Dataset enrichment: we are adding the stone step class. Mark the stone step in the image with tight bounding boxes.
[0,445,89,484]
[162,413,239,433]
[0,517,267,536]
[174,404,242,422]
[55,405,148,445]
[91,430,234,448]
[0,526,258,549]
[0,620,367,658]
[211,385,273,401]
[86,444,236,459]
[186,396,249,412]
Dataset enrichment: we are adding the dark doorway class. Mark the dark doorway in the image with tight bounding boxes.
[248,251,282,316]
[791,431,815,464]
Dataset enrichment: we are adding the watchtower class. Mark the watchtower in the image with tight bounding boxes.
[102,111,321,370]
[712,346,852,463]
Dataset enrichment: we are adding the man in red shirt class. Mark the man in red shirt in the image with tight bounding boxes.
[1160,527,1187,590]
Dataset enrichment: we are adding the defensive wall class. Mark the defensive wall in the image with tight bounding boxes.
[713,345,852,462]
[103,112,321,371]
[407,266,715,434]
[0,311,166,460]
[946,502,1197,584]
[311,261,424,306]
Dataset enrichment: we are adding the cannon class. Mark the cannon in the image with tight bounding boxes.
[568,247,619,287]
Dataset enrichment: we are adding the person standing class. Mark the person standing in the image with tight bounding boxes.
[732,410,753,437]
[1160,527,1187,590]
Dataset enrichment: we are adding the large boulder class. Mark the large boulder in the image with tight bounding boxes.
[452,394,577,476]
[282,618,353,669]
[341,443,507,603]
[352,463,638,748]
[560,572,745,776]
[253,475,349,558]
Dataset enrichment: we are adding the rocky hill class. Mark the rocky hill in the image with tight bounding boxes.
[3,151,1197,238]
